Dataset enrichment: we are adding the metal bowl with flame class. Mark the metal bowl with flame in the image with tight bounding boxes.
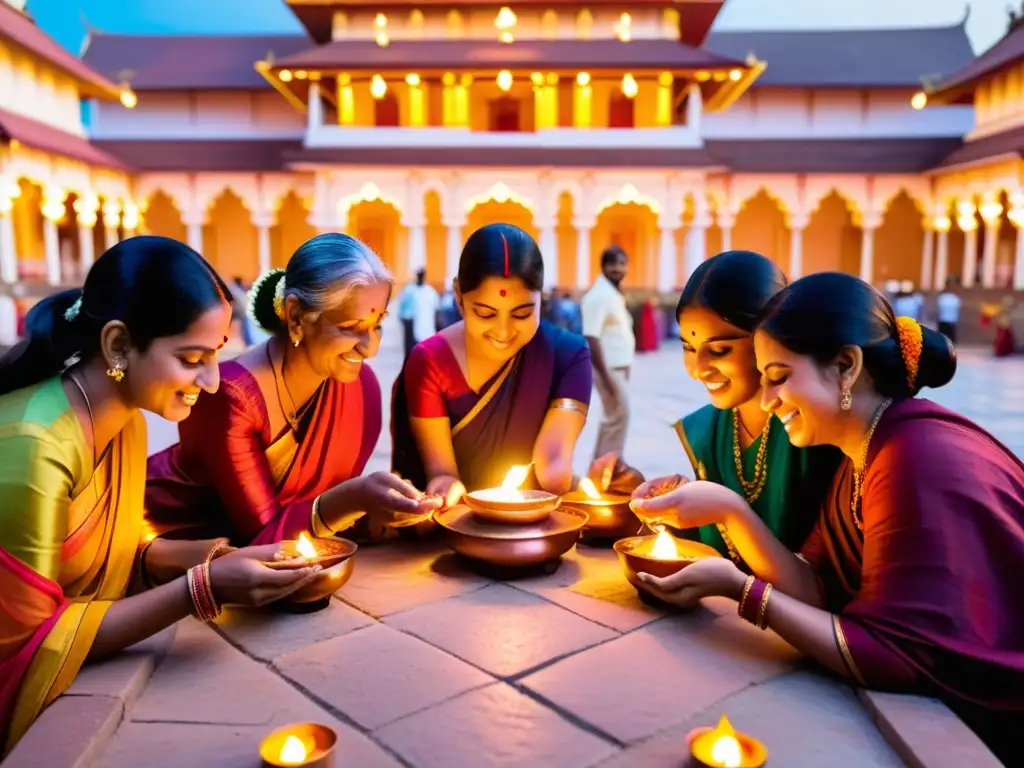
[561,478,645,544]
[259,722,337,768]
[266,533,357,605]
[614,529,722,591]
[463,464,559,525]
[435,505,588,569]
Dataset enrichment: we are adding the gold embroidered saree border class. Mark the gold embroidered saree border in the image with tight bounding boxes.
[451,361,514,438]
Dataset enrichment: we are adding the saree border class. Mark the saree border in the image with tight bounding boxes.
[451,361,514,439]
[832,614,867,686]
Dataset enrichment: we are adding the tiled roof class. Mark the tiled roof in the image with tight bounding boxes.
[705,24,974,88]
[91,139,301,171]
[928,24,1024,104]
[0,2,119,98]
[931,125,1024,169]
[0,107,128,170]
[704,137,964,173]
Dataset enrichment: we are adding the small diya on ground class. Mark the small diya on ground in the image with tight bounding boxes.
[266,533,357,610]
[562,477,645,544]
[463,464,559,525]
[689,714,767,767]
[259,722,337,768]
[614,528,721,593]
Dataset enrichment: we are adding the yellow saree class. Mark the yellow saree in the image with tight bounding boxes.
[0,376,145,754]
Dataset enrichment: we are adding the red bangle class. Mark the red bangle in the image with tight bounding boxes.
[739,578,768,626]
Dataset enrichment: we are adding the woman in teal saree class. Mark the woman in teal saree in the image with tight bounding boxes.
[595,251,842,563]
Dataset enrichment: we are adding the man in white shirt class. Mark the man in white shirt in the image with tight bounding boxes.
[936,280,962,344]
[581,245,635,460]
[397,269,440,358]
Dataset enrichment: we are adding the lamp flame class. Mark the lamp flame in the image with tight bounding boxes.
[709,715,742,767]
[500,465,530,500]
[650,528,679,559]
[579,477,601,499]
[296,533,317,560]
[279,735,308,765]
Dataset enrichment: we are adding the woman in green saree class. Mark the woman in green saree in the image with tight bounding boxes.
[0,238,321,754]
[593,251,842,563]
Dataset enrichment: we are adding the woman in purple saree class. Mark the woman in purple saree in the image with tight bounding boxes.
[629,273,1024,761]
[392,223,592,501]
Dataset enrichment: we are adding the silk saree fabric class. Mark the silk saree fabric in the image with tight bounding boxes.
[0,377,144,754]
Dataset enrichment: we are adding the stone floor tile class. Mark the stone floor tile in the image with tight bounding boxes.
[384,583,617,677]
[512,547,664,632]
[597,671,903,768]
[338,540,489,617]
[858,689,1003,768]
[273,623,494,730]
[3,695,122,768]
[214,599,376,662]
[128,620,321,725]
[376,682,617,768]
[101,712,400,767]
[520,608,799,744]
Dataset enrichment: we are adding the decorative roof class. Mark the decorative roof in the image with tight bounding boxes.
[90,136,964,174]
[928,24,1024,105]
[269,38,747,72]
[0,106,128,170]
[704,24,974,88]
[0,1,120,98]
[931,124,1024,170]
[81,34,312,90]
[285,1,725,48]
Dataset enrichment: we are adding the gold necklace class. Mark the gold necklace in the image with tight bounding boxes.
[731,409,772,503]
[66,371,97,467]
[268,341,300,432]
[851,398,893,531]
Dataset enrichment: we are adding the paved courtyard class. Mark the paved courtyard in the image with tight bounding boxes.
[7,322,1016,768]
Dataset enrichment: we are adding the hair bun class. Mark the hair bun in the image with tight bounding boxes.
[915,325,957,391]
[249,269,287,334]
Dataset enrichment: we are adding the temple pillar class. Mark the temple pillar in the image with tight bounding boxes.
[657,219,677,293]
[979,198,1003,289]
[574,217,593,289]
[307,82,323,132]
[407,220,427,275]
[934,221,951,290]
[122,202,139,239]
[443,216,462,284]
[253,211,273,274]
[1009,201,1024,291]
[183,210,204,253]
[919,220,935,291]
[717,211,734,253]
[683,197,710,280]
[537,216,558,290]
[41,189,66,286]
[309,174,335,234]
[102,201,121,252]
[790,213,809,280]
[859,214,881,284]
[0,195,16,284]
[956,201,979,288]
[74,195,99,274]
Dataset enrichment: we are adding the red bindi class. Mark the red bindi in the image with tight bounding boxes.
[500,289,507,297]
[370,308,375,313]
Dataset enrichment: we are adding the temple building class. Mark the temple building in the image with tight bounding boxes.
[2,0,1023,344]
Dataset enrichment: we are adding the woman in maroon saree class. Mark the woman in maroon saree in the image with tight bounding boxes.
[629,273,1024,761]
[392,223,591,500]
[146,234,439,549]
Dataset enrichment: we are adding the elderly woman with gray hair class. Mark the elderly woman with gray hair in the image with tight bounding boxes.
[144,233,440,554]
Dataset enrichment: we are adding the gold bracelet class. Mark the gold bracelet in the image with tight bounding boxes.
[311,495,334,537]
[737,575,755,619]
[549,398,589,417]
[757,583,773,630]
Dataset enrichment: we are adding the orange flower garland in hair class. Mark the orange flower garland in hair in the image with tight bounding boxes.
[895,316,923,392]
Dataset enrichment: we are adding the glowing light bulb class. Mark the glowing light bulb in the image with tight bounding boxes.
[496,70,513,92]
[911,91,927,110]
[370,74,387,99]
[621,73,638,99]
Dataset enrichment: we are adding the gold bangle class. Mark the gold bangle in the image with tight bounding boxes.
[737,575,755,619]
[311,495,334,537]
[757,583,773,629]
[549,398,589,417]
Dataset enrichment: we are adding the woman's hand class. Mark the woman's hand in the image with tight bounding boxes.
[209,546,323,607]
[357,472,442,529]
[630,479,747,530]
[587,453,646,495]
[636,558,746,608]
[426,473,467,509]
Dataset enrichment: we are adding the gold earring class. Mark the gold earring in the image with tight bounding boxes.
[840,389,853,411]
[292,336,300,348]
[106,362,125,383]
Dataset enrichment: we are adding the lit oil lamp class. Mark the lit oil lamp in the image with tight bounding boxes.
[561,478,643,543]
[266,533,358,608]
[614,527,722,590]
[259,722,337,768]
[689,714,767,768]
[464,464,559,524]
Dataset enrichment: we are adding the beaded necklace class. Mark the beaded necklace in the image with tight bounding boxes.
[731,409,772,503]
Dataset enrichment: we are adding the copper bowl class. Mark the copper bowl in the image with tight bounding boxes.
[561,490,645,541]
[259,722,337,768]
[435,505,587,567]
[464,489,560,525]
[614,535,722,590]
[267,538,357,604]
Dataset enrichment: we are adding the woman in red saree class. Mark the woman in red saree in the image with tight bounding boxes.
[993,297,1016,357]
[0,238,319,754]
[146,234,439,550]
[630,273,1024,761]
